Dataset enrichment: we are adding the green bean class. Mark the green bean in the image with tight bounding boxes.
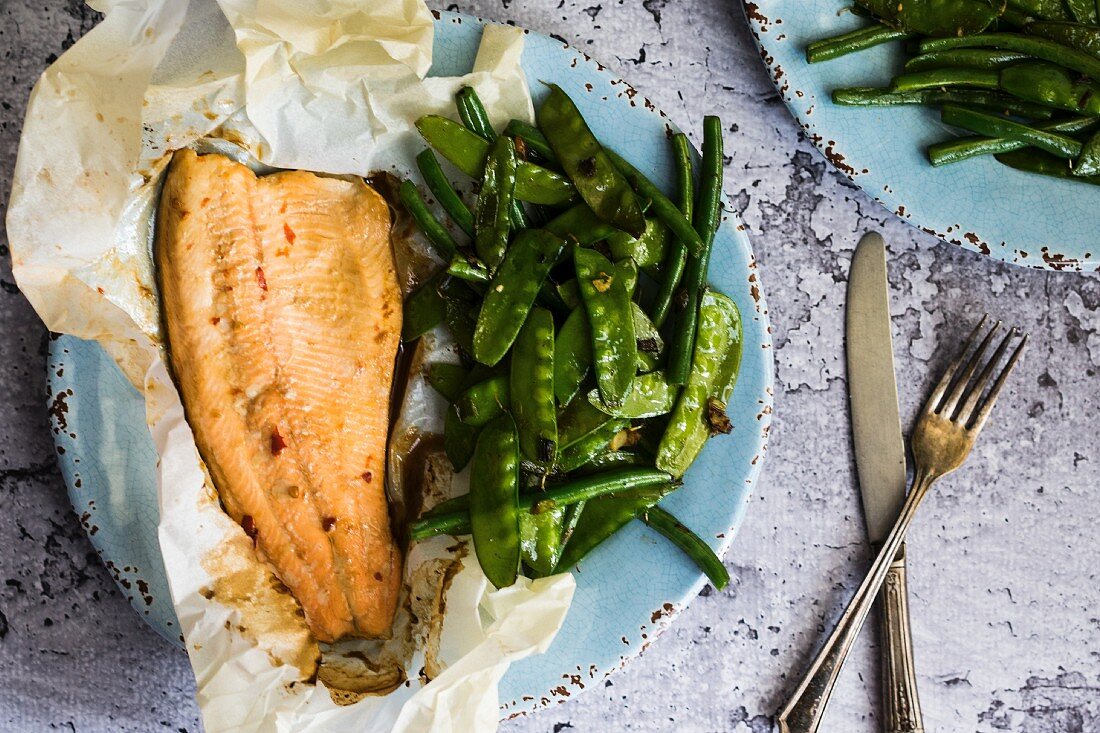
[399,179,459,260]
[928,115,1098,166]
[411,467,674,541]
[606,149,705,258]
[891,68,1001,92]
[999,62,1100,115]
[475,136,517,270]
[919,33,1100,80]
[553,307,593,407]
[415,149,474,237]
[469,413,521,588]
[472,230,566,366]
[505,119,559,165]
[657,291,743,478]
[633,302,664,374]
[426,362,468,401]
[940,104,1082,158]
[650,133,694,329]
[668,116,723,386]
[806,23,910,64]
[556,418,630,473]
[511,308,558,466]
[575,247,636,408]
[402,272,446,342]
[454,374,510,427]
[641,506,729,591]
[905,49,1032,72]
[996,147,1100,183]
[416,115,576,205]
[607,217,670,277]
[519,507,565,577]
[537,84,647,237]
[832,86,1056,118]
[571,450,648,475]
[1026,21,1100,60]
[559,500,585,549]
[554,490,668,571]
[588,371,676,419]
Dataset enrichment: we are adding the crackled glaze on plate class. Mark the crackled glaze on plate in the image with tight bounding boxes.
[46,11,773,717]
[742,0,1098,271]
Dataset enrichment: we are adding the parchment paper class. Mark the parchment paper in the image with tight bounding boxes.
[6,1,575,731]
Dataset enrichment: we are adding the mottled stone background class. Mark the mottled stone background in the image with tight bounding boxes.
[1,1,1097,732]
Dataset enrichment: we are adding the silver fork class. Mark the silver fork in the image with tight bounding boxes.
[778,316,1028,733]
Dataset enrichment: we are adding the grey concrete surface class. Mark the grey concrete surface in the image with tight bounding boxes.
[1,1,1097,732]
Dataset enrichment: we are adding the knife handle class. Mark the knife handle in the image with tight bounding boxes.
[880,542,924,733]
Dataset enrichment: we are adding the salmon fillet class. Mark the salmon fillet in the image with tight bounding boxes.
[157,149,403,642]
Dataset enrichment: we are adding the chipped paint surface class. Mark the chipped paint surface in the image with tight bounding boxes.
[0,2,1098,733]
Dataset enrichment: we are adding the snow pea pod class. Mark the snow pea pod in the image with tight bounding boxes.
[444,403,479,472]
[607,217,669,277]
[1026,21,1100,60]
[553,306,592,407]
[415,149,474,237]
[440,276,478,354]
[588,371,676,419]
[402,272,446,342]
[656,291,743,478]
[941,104,1082,158]
[1075,130,1100,176]
[537,84,647,238]
[556,278,581,310]
[856,0,998,36]
[473,230,566,366]
[556,418,630,473]
[512,308,558,466]
[572,450,648,475]
[469,413,521,588]
[1006,0,1071,21]
[1000,62,1100,115]
[558,396,617,449]
[555,490,669,571]
[504,119,559,166]
[455,374,510,426]
[416,115,576,205]
[475,136,517,270]
[575,247,636,408]
[446,254,491,284]
[919,33,1100,81]
[1065,0,1098,23]
[544,203,620,244]
[606,149,705,258]
[426,362,469,401]
[632,302,664,373]
[519,507,565,577]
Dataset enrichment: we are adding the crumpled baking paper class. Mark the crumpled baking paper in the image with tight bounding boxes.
[6,1,575,731]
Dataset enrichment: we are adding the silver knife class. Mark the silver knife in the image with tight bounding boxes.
[846,232,924,733]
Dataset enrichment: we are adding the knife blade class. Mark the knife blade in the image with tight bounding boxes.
[846,232,906,545]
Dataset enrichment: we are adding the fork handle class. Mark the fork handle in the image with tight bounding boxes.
[880,544,924,733]
[778,467,937,733]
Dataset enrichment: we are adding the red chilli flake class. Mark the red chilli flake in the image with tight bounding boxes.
[283,222,296,244]
[322,517,336,532]
[255,266,268,291]
[270,426,286,455]
[362,471,373,483]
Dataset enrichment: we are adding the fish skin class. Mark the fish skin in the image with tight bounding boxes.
[157,149,403,642]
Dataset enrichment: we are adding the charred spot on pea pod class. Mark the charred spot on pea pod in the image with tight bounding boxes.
[706,397,733,436]
[514,135,529,160]
[637,337,660,353]
[675,289,690,310]
[592,271,613,293]
[537,437,556,463]
[578,156,598,177]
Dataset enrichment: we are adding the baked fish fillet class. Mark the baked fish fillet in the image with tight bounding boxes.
[157,149,402,642]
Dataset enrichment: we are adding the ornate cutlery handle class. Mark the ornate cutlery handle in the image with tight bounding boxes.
[777,467,937,733]
[880,543,924,733]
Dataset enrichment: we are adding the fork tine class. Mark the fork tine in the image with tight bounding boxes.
[958,327,1017,425]
[970,333,1029,433]
[924,315,987,414]
[941,319,1000,417]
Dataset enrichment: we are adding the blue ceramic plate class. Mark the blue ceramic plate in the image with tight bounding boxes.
[742,0,1098,271]
[46,12,773,718]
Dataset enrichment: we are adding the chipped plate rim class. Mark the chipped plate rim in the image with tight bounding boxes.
[45,11,775,719]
